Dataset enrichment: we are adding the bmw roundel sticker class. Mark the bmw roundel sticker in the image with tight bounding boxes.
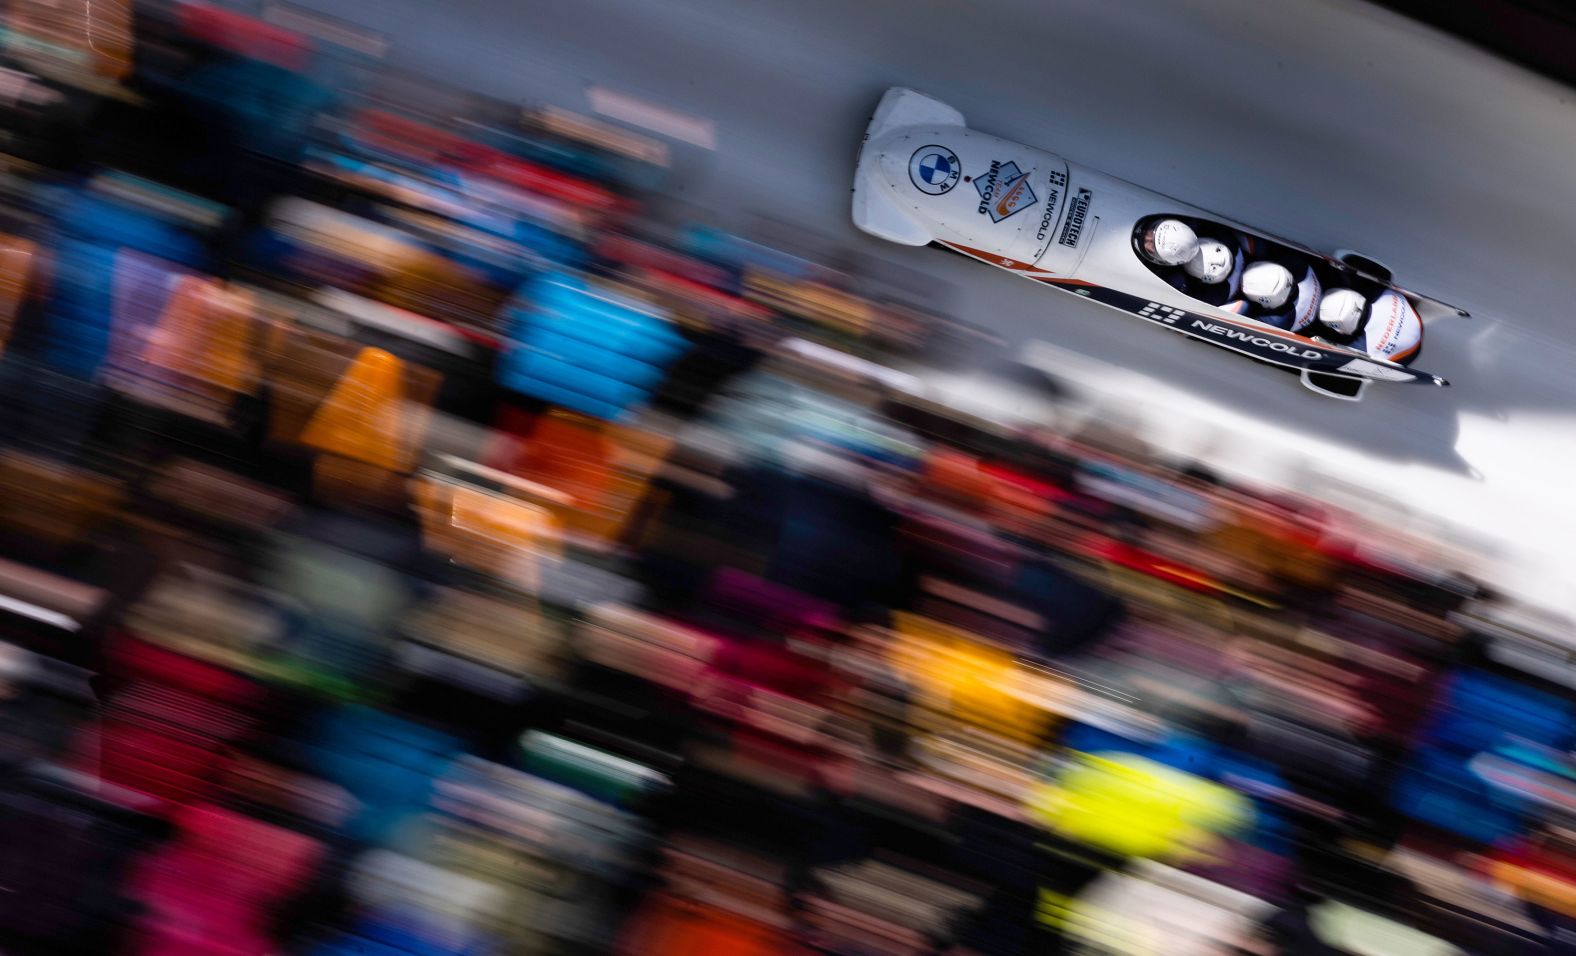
[909,146,961,195]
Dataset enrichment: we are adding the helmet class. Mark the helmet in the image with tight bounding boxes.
[1318,288,1367,335]
[1184,239,1234,284]
[1142,219,1199,266]
[1241,261,1294,309]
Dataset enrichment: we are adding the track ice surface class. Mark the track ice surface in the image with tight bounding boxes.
[300,0,1576,616]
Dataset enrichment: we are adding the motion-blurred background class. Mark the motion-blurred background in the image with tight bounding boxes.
[0,1,1574,954]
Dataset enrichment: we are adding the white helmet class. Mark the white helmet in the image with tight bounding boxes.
[1142,219,1199,266]
[1318,288,1367,335]
[1241,261,1294,309]
[1184,239,1234,284]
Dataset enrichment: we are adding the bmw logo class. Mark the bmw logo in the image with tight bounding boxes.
[909,145,960,195]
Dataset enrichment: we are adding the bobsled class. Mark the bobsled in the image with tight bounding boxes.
[852,87,1467,400]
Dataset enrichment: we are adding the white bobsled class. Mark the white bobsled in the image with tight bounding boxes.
[852,87,1467,400]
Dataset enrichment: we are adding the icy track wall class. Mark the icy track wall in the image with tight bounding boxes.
[289,0,1576,618]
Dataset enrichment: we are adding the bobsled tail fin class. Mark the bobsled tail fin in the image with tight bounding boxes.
[852,88,963,247]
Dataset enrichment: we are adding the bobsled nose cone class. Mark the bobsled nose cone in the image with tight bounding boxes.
[880,148,909,191]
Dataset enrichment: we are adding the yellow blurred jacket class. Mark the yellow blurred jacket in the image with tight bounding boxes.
[1026,752,1252,862]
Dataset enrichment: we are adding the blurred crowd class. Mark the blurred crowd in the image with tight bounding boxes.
[0,2,1575,955]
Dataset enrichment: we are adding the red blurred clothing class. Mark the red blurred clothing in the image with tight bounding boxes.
[125,803,322,956]
[177,3,314,72]
[618,892,804,956]
[707,639,842,704]
[692,637,849,794]
[83,636,265,807]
